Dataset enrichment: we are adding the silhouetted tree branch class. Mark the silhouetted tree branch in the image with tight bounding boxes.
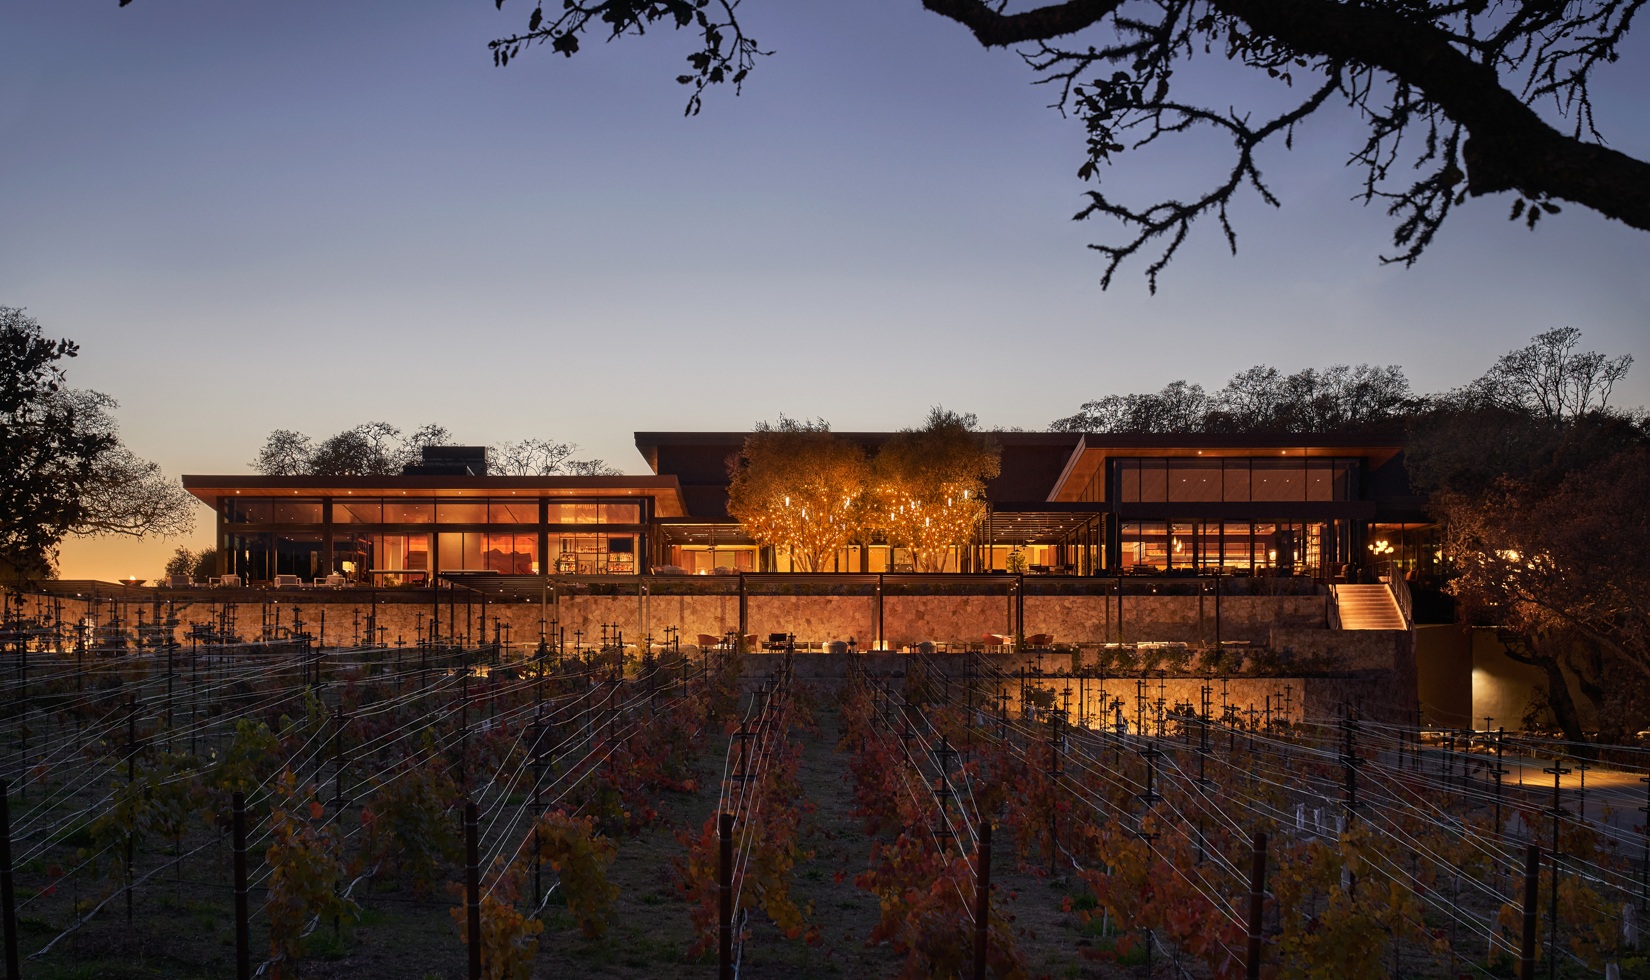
[485,0,1649,290]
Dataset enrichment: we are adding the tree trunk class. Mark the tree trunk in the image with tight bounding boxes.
[1536,657,1588,744]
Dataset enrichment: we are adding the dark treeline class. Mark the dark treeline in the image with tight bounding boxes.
[251,423,620,478]
[1049,327,1633,435]
[1048,327,1645,495]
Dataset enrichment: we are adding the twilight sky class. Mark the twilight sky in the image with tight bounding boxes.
[3,1,1646,581]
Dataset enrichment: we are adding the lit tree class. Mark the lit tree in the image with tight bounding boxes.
[869,408,1000,573]
[726,418,868,572]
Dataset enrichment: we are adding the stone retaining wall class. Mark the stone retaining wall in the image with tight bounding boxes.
[142,591,1326,648]
[742,650,1408,725]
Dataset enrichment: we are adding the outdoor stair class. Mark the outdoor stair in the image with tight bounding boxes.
[1331,583,1408,630]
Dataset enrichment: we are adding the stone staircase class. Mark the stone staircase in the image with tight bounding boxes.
[1331,583,1408,630]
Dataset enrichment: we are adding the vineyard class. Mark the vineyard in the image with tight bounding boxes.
[0,590,1647,979]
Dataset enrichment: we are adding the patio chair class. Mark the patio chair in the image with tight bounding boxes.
[164,575,193,589]
[695,633,722,650]
[324,574,348,588]
[218,574,242,588]
[1026,633,1053,647]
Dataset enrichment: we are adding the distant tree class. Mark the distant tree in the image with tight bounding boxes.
[0,308,193,578]
[163,546,217,582]
[400,423,453,468]
[309,423,409,477]
[563,458,624,477]
[1049,362,1414,434]
[308,429,379,477]
[253,430,314,476]
[1404,405,1646,496]
[1405,329,1644,495]
[483,0,1650,290]
[1458,327,1632,421]
[163,546,194,580]
[254,422,455,476]
[1049,380,1211,434]
[869,408,1000,572]
[493,438,577,476]
[353,421,405,472]
[726,418,869,572]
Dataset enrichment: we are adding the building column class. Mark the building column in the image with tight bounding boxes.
[216,500,227,577]
[537,498,550,577]
[321,499,334,578]
[874,575,883,650]
[737,574,748,648]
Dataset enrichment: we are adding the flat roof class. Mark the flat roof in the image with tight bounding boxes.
[181,475,691,518]
[1046,434,1405,502]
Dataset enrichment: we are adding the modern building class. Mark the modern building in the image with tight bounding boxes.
[183,430,1436,585]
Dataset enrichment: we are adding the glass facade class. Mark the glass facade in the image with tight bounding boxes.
[555,535,638,575]
[1116,519,1350,575]
[1112,457,1359,502]
[219,495,647,583]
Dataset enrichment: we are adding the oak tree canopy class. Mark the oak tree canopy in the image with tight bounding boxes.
[0,308,195,578]
[485,0,1650,290]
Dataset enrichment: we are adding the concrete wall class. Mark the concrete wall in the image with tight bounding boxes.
[1469,628,1600,732]
[1416,624,1473,728]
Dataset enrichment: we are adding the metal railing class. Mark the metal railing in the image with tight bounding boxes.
[1377,560,1414,628]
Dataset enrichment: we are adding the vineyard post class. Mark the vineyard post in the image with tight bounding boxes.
[14,620,24,802]
[718,812,733,980]
[1,779,17,980]
[332,704,345,809]
[460,649,470,795]
[166,631,174,751]
[465,801,480,980]
[1246,832,1267,980]
[1542,764,1570,980]
[190,634,199,758]
[1494,728,1508,878]
[1519,842,1540,980]
[126,696,137,925]
[233,791,250,980]
[973,819,991,980]
[1640,775,1649,908]
[532,711,543,907]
